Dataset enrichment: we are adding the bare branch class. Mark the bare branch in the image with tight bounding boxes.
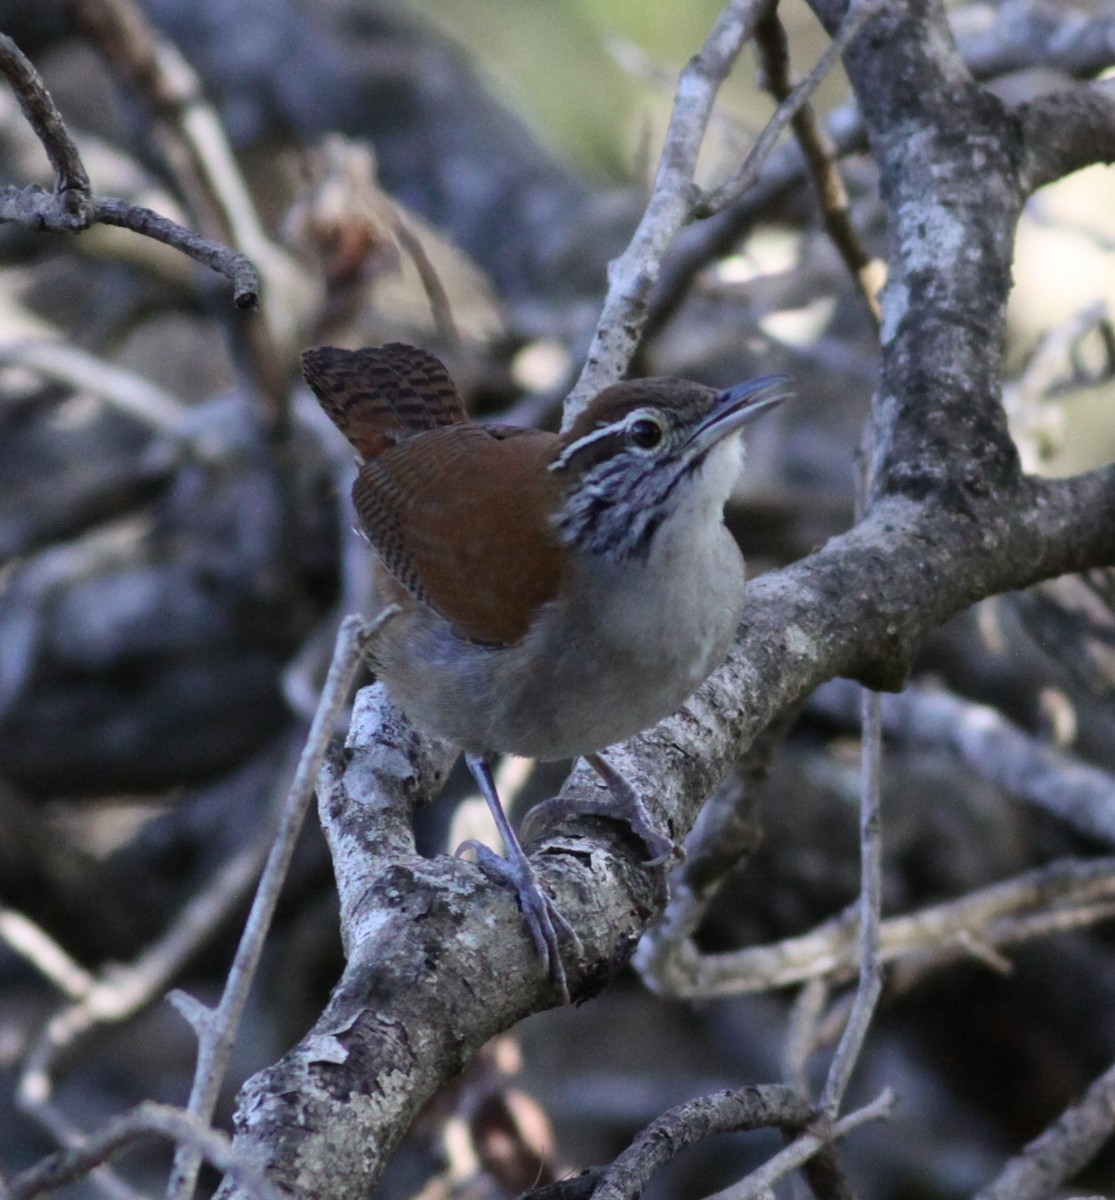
[0,34,259,306]
[584,1085,811,1200]
[0,33,89,205]
[974,1057,1115,1200]
[820,689,883,1114]
[0,910,94,1001]
[704,1088,893,1200]
[568,0,881,415]
[752,7,882,325]
[810,677,1115,847]
[1016,79,1115,196]
[72,0,289,296]
[565,0,769,420]
[72,0,297,430]
[695,0,883,220]
[166,609,396,1200]
[210,0,1115,1192]
[8,1104,283,1200]
[18,831,269,1115]
[640,856,1115,1000]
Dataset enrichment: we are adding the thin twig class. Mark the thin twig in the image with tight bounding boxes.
[567,0,879,418]
[72,0,277,273]
[0,34,89,203]
[752,7,882,325]
[11,819,274,1200]
[18,830,272,1112]
[165,608,397,1200]
[74,0,303,428]
[974,1056,1115,1200]
[0,911,94,1001]
[634,721,791,991]
[12,1104,146,1200]
[0,33,259,306]
[640,855,1115,999]
[94,197,259,308]
[695,0,884,219]
[8,1103,284,1200]
[706,1088,893,1200]
[820,688,883,1114]
[783,977,829,1093]
[587,1086,811,1200]
[394,218,460,345]
[565,0,769,421]
[640,98,866,354]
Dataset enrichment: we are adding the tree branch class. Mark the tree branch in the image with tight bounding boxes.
[8,1104,283,1200]
[974,1056,1115,1200]
[0,32,259,307]
[1016,80,1115,195]
[566,0,769,420]
[167,611,396,1200]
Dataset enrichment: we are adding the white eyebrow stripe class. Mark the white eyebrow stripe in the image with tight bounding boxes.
[548,407,661,472]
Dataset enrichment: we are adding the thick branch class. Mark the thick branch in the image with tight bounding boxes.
[830,0,1026,503]
[1016,80,1115,195]
[219,465,1115,1199]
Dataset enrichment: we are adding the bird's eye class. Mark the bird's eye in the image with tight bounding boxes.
[628,416,664,449]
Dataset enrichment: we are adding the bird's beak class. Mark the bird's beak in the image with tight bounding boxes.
[689,375,792,452]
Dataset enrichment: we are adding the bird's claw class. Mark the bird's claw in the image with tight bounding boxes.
[456,838,579,1003]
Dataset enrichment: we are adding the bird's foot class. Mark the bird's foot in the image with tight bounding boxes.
[456,838,580,1004]
[522,752,680,870]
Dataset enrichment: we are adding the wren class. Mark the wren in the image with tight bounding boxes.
[303,342,787,999]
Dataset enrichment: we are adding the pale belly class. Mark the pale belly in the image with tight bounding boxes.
[371,526,747,760]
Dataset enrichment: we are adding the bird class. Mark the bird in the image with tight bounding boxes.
[303,342,788,999]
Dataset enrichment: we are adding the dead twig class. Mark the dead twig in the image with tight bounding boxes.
[17,833,271,1114]
[705,1088,893,1200]
[753,7,882,326]
[572,689,885,1199]
[565,0,770,420]
[820,688,883,1114]
[567,0,879,418]
[695,0,883,220]
[643,855,1115,1000]
[974,1056,1115,1200]
[0,34,258,307]
[72,0,298,433]
[8,1103,284,1200]
[584,1086,811,1200]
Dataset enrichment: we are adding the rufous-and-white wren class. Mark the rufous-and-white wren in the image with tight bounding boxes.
[303,342,787,999]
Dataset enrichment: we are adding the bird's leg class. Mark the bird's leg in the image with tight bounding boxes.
[457,753,579,1002]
